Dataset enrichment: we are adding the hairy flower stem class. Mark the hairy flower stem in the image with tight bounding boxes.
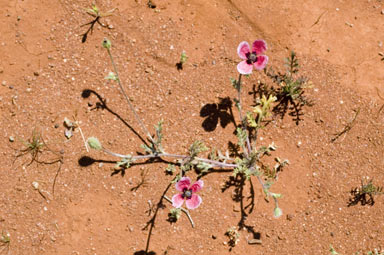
[102,148,237,168]
[236,74,252,156]
[106,47,156,146]
[163,195,194,228]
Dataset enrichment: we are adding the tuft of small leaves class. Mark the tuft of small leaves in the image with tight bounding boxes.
[167,208,181,223]
[225,227,240,248]
[247,94,277,128]
[235,127,247,150]
[141,121,164,154]
[189,141,208,159]
[165,164,176,175]
[285,51,299,75]
[104,71,118,81]
[115,156,135,170]
[180,51,188,65]
[233,154,260,180]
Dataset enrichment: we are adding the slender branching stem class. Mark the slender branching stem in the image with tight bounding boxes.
[106,48,156,146]
[163,195,195,228]
[102,148,237,168]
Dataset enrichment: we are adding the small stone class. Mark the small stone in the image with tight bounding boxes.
[145,68,154,75]
[33,71,39,76]
[88,102,93,107]
[248,239,262,245]
[54,124,59,129]
[381,9,384,15]
[9,136,14,142]
[211,235,217,239]
[286,214,293,221]
[1,81,6,86]
[9,85,13,89]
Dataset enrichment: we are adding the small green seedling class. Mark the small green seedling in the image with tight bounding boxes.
[176,51,188,70]
[81,4,115,43]
[0,230,10,253]
[14,129,45,166]
[225,227,240,248]
[349,178,384,206]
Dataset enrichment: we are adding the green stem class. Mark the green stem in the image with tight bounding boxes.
[236,74,252,156]
[163,195,195,228]
[106,48,156,146]
[102,148,237,168]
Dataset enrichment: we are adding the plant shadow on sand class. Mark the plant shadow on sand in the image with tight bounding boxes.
[200,97,236,132]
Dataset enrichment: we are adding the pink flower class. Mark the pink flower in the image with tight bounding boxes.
[172,177,203,210]
[237,40,269,75]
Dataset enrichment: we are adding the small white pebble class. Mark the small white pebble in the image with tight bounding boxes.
[340,100,344,104]
[63,59,67,63]
[314,88,319,92]
[170,45,174,50]
[32,181,39,190]
[259,137,264,141]
[336,8,339,11]
[43,206,48,211]
[297,141,302,147]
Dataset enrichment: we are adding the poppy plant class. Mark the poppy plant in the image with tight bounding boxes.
[172,177,203,210]
[237,40,269,75]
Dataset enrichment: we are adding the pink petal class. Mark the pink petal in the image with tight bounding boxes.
[253,55,268,70]
[190,180,203,193]
[237,41,250,60]
[185,194,202,210]
[237,60,253,75]
[252,40,267,55]
[175,177,191,192]
[171,193,185,208]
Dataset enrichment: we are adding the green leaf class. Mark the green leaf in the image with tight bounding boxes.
[104,71,118,81]
[273,207,282,218]
[87,137,102,150]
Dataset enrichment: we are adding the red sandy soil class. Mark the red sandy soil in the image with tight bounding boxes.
[1,0,384,254]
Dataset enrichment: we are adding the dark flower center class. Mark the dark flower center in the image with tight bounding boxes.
[182,188,193,199]
[246,52,258,64]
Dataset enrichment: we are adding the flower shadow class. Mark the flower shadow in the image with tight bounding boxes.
[200,97,236,132]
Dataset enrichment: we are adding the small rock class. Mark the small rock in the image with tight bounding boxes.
[88,102,93,107]
[9,85,13,89]
[286,214,293,221]
[248,239,262,245]
[145,68,154,75]
[33,71,39,76]
[1,81,6,86]
[211,235,217,239]
[381,9,384,15]
[9,136,14,142]
[54,124,59,129]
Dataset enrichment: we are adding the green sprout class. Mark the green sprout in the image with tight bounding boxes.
[81,5,115,43]
[247,94,277,128]
[225,227,240,248]
[176,51,188,70]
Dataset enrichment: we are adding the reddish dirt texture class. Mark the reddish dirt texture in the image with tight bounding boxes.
[1,0,384,254]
